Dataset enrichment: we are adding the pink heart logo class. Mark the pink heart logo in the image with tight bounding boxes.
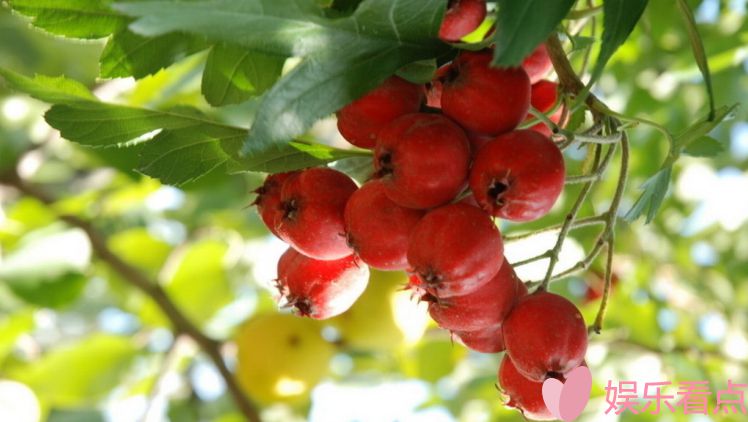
[541,366,592,421]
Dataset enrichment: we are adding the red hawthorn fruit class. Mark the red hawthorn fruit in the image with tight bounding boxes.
[344,180,425,270]
[254,171,298,237]
[467,131,494,155]
[336,76,423,149]
[502,291,588,382]
[427,257,521,331]
[526,80,564,137]
[469,130,565,221]
[275,167,357,260]
[407,203,503,297]
[441,50,531,135]
[374,113,470,209]
[522,44,553,84]
[275,248,369,319]
[438,0,487,42]
[453,323,504,353]
[498,355,557,421]
[583,270,620,303]
[451,269,528,353]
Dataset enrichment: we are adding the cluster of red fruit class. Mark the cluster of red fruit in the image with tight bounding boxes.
[252,1,588,418]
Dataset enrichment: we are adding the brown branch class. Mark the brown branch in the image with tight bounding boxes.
[0,171,262,422]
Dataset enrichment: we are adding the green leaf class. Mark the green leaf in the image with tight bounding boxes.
[0,69,95,103]
[202,44,285,106]
[8,0,128,39]
[0,229,92,308]
[396,59,437,84]
[115,0,447,153]
[48,409,106,422]
[589,0,649,85]
[676,0,715,120]
[491,0,576,66]
[138,127,243,185]
[100,29,207,79]
[682,136,725,158]
[2,69,368,182]
[11,335,139,407]
[228,140,372,174]
[624,166,672,224]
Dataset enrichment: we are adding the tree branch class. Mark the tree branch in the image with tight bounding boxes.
[0,171,262,422]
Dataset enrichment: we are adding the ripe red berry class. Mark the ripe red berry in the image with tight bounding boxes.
[426,258,522,331]
[276,248,369,320]
[502,291,588,382]
[469,130,565,221]
[441,50,531,135]
[438,0,487,42]
[374,113,470,209]
[467,131,494,154]
[275,167,357,260]
[526,80,564,137]
[522,44,553,84]
[498,355,556,421]
[407,203,504,297]
[254,171,298,237]
[337,76,423,149]
[344,180,425,270]
[453,323,504,353]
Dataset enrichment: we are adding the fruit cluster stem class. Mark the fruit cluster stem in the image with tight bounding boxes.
[0,170,262,422]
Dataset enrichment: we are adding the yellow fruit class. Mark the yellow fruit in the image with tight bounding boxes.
[331,270,428,351]
[235,313,335,404]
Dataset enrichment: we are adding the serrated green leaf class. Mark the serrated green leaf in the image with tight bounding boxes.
[491,0,576,67]
[115,0,447,154]
[100,29,207,79]
[202,44,285,106]
[589,0,649,85]
[676,0,715,120]
[11,335,139,407]
[8,0,128,39]
[624,166,672,224]
[227,140,372,174]
[0,68,95,103]
[138,127,243,185]
[682,136,724,157]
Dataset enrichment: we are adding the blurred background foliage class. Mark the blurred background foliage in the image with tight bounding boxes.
[0,0,747,421]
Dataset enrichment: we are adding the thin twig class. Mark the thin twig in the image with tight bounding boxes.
[0,171,262,422]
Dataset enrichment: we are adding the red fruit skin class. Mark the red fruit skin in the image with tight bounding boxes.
[276,248,369,319]
[522,44,553,84]
[275,168,357,260]
[502,291,588,382]
[453,323,504,353]
[526,80,564,137]
[469,130,565,221]
[428,258,521,331]
[254,172,298,237]
[407,203,504,297]
[344,180,425,270]
[337,76,424,149]
[467,131,494,155]
[439,0,487,42]
[498,355,556,421]
[374,113,471,209]
[441,50,531,135]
